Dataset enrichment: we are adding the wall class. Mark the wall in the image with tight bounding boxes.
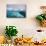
[0,0,46,39]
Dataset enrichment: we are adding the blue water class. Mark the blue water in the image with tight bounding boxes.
[7,10,26,18]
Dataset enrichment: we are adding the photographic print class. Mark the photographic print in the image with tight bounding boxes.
[7,4,26,18]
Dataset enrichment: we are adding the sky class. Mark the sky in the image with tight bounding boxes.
[7,4,26,11]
